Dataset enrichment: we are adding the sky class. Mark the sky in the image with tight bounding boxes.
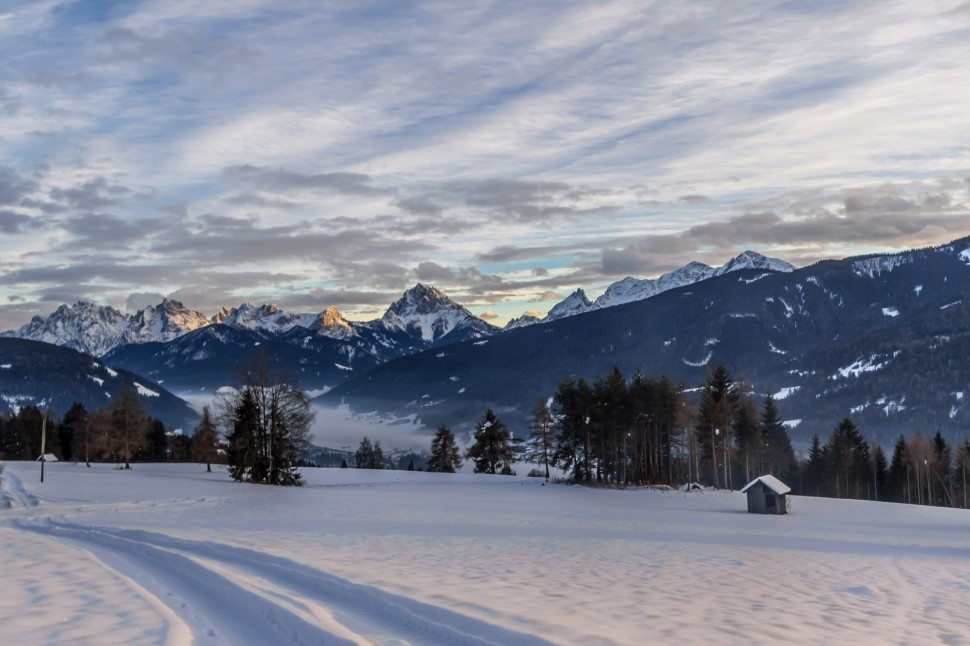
[1,0,969,330]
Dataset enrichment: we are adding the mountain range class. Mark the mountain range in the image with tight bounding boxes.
[5,243,967,449]
[319,239,970,448]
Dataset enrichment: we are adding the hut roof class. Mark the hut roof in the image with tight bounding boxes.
[740,474,790,495]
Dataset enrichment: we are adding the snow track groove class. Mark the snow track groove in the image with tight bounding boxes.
[12,518,553,646]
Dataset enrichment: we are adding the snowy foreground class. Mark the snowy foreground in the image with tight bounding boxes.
[2,463,969,645]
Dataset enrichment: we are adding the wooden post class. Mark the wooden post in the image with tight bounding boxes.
[40,409,47,483]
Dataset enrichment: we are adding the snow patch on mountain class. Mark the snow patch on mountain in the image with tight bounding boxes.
[959,248,970,265]
[877,395,906,416]
[882,307,900,317]
[134,383,160,398]
[683,352,712,367]
[774,386,801,400]
[833,356,888,380]
[852,254,913,278]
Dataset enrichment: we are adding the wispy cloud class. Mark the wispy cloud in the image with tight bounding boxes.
[1,0,969,329]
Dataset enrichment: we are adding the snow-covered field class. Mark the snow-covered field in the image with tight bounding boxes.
[2,462,968,645]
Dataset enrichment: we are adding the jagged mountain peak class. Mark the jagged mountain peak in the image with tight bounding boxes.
[504,313,542,330]
[546,288,594,321]
[313,306,356,339]
[385,283,462,317]
[380,284,494,343]
[125,299,209,345]
[4,301,130,356]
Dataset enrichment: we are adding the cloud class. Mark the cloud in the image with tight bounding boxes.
[0,167,38,206]
[126,292,166,311]
[222,192,301,210]
[479,310,498,320]
[678,194,709,204]
[222,165,394,198]
[602,189,970,275]
[0,209,32,234]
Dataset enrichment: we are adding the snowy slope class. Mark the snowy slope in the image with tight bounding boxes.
[2,462,968,645]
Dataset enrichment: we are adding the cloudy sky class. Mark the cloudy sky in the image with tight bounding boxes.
[2,0,969,330]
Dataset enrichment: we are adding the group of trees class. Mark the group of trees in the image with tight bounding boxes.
[544,365,796,488]
[0,354,314,488]
[0,386,201,467]
[803,420,970,507]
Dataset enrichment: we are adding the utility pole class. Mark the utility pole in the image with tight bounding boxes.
[40,408,47,483]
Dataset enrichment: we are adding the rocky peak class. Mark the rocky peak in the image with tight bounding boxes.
[545,288,594,322]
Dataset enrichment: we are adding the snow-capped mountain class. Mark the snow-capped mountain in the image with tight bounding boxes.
[715,251,794,275]
[324,237,970,447]
[376,283,496,343]
[591,254,793,310]
[4,300,210,356]
[216,303,319,335]
[123,299,210,345]
[545,288,594,322]
[593,261,717,309]
[504,314,541,330]
[5,302,134,357]
[311,306,357,340]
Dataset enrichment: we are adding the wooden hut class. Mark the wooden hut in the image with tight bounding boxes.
[740,475,790,515]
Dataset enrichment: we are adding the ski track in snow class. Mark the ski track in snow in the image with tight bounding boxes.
[2,473,551,646]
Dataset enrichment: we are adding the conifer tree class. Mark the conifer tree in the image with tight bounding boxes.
[887,435,910,503]
[355,436,386,469]
[694,364,738,489]
[525,400,555,481]
[804,434,825,496]
[191,406,220,473]
[427,425,463,473]
[466,409,514,475]
[760,394,795,480]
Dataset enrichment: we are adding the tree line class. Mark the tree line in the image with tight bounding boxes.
[419,363,970,509]
[0,386,214,468]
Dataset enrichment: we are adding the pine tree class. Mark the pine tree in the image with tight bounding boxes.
[466,409,514,475]
[355,436,386,469]
[59,402,89,464]
[146,418,168,462]
[804,434,825,496]
[760,394,795,480]
[694,364,738,489]
[427,425,463,473]
[887,435,910,503]
[525,400,555,481]
[552,377,593,482]
[191,406,220,473]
